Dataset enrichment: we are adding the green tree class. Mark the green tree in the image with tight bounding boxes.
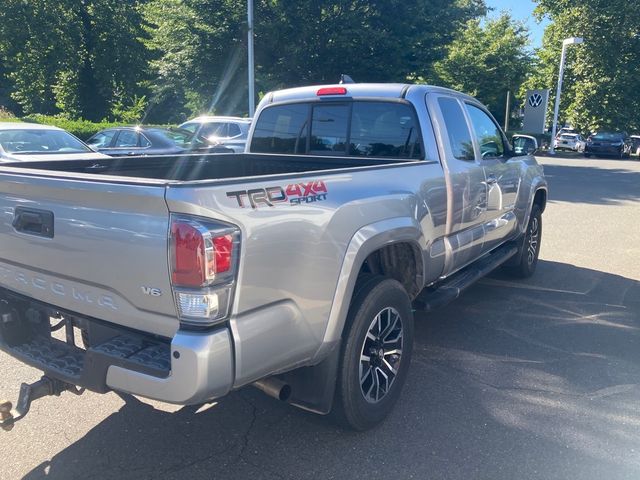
[528,0,640,133]
[0,0,150,120]
[143,0,246,123]
[432,13,532,126]
[143,0,486,121]
[255,0,486,89]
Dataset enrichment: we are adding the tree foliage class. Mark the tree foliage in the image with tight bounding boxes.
[433,13,532,126]
[0,0,150,121]
[254,0,486,88]
[0,0,541,125]
[528,0,640,133]
[143,0,487,121]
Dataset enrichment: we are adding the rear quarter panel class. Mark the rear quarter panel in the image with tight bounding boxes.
[165,161,447,385]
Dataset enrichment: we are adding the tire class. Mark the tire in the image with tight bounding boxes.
[333,275,414,431]
[583,153,591,158]
[505,204,542,279]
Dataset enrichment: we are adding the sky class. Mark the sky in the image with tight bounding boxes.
[485,0,549,48]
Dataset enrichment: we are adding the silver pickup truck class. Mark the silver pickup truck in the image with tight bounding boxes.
[0,84,546,431]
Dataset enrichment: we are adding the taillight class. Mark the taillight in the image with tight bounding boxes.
[170,215,240,327]
[171,219,236,287]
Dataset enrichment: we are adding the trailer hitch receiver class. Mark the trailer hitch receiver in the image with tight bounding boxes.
[0,376,83,432]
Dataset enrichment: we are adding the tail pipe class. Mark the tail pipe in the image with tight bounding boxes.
[252,377,291,402]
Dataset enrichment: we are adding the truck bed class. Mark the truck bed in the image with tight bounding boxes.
[0,153,412,182]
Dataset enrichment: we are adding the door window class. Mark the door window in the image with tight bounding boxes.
[139,134,151,148]
[114,130,139,148]
[88,131,116,148]
[227,123,242,138]
[437,97,474,161]
[465,104,505,158]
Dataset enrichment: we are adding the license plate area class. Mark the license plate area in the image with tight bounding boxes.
[0,287,171,392]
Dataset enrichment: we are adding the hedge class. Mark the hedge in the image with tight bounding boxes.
[20,115,120,140]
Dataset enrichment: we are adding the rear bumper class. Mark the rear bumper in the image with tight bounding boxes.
[106,328,233,404]
[585,145,622,155]
[0,287,234,405]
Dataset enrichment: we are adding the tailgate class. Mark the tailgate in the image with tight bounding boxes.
[0,173,178,338]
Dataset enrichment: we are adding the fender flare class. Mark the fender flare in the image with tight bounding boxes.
[311,217,424,363]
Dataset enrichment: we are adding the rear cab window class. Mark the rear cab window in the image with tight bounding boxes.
[250,100,423,160]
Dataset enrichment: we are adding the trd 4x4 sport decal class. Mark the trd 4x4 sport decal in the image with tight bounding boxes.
[227,180,328,209]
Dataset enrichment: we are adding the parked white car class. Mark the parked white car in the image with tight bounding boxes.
[179,116,251,153]
[554,133,586,152]
[0,123,109,162]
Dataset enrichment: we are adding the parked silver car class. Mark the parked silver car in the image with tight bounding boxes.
[0,123,109,162]
[554,133,586,152]
[179,116,252,153]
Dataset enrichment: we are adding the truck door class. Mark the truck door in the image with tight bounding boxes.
[464,102,520,253]
[427,94,487,275]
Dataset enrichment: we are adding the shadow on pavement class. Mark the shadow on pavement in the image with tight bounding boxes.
[22,261,640,480]
[542,162,640,205]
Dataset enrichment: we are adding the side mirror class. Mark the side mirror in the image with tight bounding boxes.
[512,135,538,156]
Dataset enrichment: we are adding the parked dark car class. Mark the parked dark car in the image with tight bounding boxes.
[86,126,233,157]
[630,135,640,156]
[584,131,631,158]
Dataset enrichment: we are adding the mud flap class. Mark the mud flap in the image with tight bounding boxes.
[280,344,341,415]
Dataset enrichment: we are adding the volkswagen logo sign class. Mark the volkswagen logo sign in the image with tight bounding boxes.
[528,93,543,108]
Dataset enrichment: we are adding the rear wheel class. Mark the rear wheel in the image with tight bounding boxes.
[333,276,414,431]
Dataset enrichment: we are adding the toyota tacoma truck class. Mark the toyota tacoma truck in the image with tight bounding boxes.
[0,84,546,431]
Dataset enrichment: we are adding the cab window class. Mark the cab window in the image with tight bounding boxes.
[437,97,474,161]
[249,103,309,154]
[251,101,423,159]
[465,104,505,158]
[310,104,349,154]
[350,102,421,159]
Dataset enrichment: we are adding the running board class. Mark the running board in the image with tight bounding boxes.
[413,244,518,312]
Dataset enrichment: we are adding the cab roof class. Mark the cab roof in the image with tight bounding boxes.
[264,83,477,105]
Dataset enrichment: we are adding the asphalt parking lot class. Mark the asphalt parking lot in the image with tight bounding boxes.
[1,155,639,480]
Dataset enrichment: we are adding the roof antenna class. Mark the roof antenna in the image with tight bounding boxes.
[339,74,355,84]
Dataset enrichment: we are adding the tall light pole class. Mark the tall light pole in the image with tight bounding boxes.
[247,0,255,117]
[549,36,583,154]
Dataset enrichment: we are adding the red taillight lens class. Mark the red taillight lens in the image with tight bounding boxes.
[172,221,206,287]
[317,87,347,96]
[171,218,236,287]
[213,235,233,273]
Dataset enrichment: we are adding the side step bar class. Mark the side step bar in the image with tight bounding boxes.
[413,244,518,311]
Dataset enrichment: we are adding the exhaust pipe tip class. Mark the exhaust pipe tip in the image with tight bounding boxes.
[253,378,291,402]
